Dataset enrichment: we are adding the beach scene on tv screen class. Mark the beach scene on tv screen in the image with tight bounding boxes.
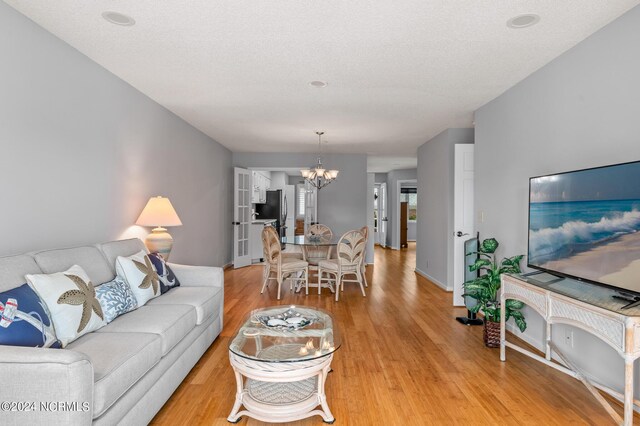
[529,162,640,292]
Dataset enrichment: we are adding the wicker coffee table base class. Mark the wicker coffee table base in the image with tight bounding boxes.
[227,351,335,424]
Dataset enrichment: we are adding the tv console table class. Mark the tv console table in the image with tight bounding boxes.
[500,274,640,425]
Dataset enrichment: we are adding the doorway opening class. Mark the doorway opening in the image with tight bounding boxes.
[396,179,417,250]
[374,182,387,247]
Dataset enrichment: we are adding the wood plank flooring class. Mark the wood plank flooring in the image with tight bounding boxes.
[151,243,633,425]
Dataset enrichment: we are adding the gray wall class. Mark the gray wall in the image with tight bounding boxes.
[374,173,387,184]
[386,169,417,249]
[288,175,305,186]
[232,152,371,261]
[416,128,474,289]
[269,171,287,189]
[0,3,232,267]
[475,6,640,398]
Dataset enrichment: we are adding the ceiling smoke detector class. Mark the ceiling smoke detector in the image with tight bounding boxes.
[102,11,136,26]
[507,14,540,29]
[309,81,328,88]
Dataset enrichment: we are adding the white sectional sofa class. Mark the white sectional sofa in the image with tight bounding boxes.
[0,238,224,425]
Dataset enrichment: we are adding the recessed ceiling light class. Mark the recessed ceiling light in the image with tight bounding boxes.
[507,14,540,29]
[310,81,328,88]
[102,11,136,26]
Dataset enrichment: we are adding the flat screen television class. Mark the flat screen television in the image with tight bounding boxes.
[528,160,640,295]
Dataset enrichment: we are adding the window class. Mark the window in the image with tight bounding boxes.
[400,187,417,221]
[297,184,306,216]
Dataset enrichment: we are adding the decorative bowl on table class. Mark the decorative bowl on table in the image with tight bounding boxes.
[253,307,317,330]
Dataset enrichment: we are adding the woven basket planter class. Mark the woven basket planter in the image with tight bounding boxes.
[483,320,501,348]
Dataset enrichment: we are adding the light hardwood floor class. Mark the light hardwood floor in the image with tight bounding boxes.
[151,243,634,425]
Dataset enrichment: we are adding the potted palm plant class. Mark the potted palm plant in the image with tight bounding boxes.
[463,238,526,348]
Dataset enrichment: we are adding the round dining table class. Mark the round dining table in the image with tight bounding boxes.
[281,235,339,294]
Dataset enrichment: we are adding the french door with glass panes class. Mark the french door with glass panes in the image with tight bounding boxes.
[233,167,251,268]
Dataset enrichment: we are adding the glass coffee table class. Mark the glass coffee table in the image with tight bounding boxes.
[227,305,340,424]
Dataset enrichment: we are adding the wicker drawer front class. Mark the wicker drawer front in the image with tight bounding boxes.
[550,297,624,351]
[503,279,547,316]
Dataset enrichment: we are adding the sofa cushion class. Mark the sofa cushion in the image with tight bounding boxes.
[26,265,106,347]
[0,283,61,348]
[66,331,162,418]
[147,286,221,325]
[32,245,114,285]
[97,304,196,355]
[97,239,147,274]
[0,255,42,292]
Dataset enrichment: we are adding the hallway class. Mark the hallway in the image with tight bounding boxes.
[152,244,630,425]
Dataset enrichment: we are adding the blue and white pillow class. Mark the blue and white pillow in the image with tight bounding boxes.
[148,253,181,294]
[0,284,61,348]
[95,277,138,323]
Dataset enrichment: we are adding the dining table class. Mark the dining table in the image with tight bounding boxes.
[281,235,339,294]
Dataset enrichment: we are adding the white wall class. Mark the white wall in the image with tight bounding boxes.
[0,3,232,267]
[475,5,640,398]
[416,129,474,289]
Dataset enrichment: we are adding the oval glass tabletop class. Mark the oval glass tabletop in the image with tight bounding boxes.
[229,305,341,362]
[281,235,339,246]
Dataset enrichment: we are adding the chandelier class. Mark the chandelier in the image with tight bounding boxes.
[300,131,339,189]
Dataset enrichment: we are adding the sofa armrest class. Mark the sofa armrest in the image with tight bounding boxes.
[0,345,93,424]
[167,263,224,289]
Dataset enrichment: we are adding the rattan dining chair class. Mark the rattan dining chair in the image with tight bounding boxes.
[305,224,333,282]
[318,229,367,301]
[261,226,309,299]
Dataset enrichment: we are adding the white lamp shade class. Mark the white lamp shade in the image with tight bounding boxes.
[300,169,311,178]
[329,170,339,178]
[136,196,183,227]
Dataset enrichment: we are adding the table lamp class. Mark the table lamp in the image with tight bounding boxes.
[136,196,183,260]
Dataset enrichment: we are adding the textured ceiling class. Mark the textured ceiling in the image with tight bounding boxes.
[5,1,639,163]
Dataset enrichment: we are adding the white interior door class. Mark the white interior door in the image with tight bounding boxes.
[233,167,251,269]
[453,145,475,306]
[284,185,295,238]
[379,182,387,247]
[303,180,317,234]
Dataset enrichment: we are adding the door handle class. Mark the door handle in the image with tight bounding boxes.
[232,222,240,225]
[456,231,469,237]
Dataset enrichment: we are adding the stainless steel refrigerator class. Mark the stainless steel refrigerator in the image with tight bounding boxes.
[255,189,288,238]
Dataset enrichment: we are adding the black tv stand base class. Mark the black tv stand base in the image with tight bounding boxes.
[612,293,640,310]
[456,310,483,326]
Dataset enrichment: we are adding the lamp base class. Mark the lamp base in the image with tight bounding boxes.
[145,227,174,260]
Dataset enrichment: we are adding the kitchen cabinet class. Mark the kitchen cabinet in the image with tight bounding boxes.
[251,171,272,204]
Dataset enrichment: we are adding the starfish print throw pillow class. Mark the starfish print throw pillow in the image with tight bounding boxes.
[26,265,106,347]
[115,250,161,306]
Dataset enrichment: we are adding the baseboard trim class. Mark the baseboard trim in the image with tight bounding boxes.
[414,268,451,291]
[223,262,233,270]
